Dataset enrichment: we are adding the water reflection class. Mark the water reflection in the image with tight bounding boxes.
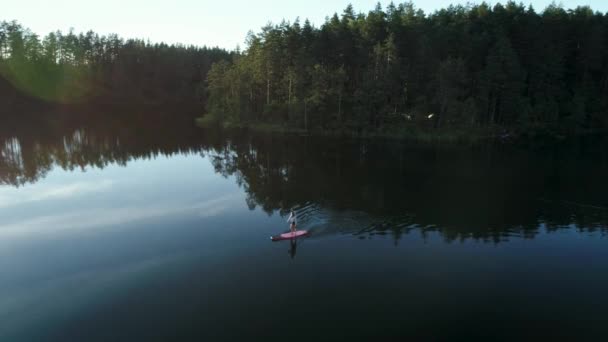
[2,112,608,244]
[200,131,608,243]
[0,110,203,186]
[288,239,298,259]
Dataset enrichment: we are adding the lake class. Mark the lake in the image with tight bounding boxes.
[1,115,608,340]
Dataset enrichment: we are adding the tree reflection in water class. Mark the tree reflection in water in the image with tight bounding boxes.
[2,112,608,244]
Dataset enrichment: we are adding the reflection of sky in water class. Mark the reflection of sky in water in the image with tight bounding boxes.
[0,154,240,237]
[2,151,608,340]
[0,153,256,340]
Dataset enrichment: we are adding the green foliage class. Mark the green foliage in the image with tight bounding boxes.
[0,20,231,105]
[205,2,608,137]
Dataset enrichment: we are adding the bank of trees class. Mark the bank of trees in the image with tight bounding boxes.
[205,2,608,135]
[0,21,230,107]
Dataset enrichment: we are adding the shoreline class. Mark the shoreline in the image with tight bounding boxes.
[195,117,604,145]
[196,118,497,143]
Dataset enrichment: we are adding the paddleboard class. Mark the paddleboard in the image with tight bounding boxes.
[270,230,309,241]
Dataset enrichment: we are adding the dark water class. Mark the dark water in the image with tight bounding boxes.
[1,114,608,340]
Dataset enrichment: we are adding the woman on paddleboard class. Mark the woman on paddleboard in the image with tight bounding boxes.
[288,210,297,233]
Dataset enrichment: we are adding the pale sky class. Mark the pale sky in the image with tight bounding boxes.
[4,0,607,49]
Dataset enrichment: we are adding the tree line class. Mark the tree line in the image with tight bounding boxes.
[205,2,608,136]
[0,20,230,108]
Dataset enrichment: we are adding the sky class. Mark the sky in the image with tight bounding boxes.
[4,0,608,50]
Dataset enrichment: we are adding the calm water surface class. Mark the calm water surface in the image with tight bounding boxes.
[1,117,608,340]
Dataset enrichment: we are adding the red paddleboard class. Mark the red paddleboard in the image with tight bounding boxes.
[271,230,309,241]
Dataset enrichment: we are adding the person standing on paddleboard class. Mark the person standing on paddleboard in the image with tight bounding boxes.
[288,210,297,233]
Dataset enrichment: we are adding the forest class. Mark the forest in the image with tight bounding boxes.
[204,2,608,138]
[1,2,608,139]
[0,20,230,111]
